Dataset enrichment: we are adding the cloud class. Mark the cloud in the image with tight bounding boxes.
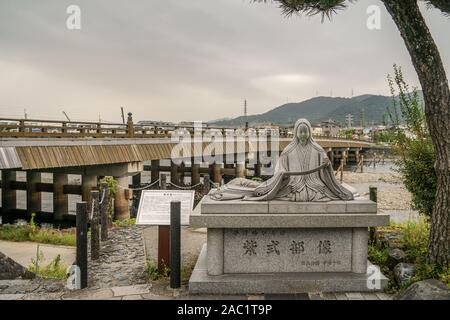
[250,73,317,98]
[0,0,448,122]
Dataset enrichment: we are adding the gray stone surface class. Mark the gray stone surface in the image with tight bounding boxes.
[351,228,369,273]
[0,279,65,295]
[0,252,35,280]
[223,228,352,273]
[189,245,388,294]
[0,294,25,300]
[201,197,376,214]
[207,229,224,275]
[111,284,151,297]
[398,279,450,300]
[388,248,405,269]
[88,226,147,288]
[378,231,403,249]
[191,208,389,229]
[394,263,416,287]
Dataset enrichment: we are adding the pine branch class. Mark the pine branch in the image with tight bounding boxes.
[250,0,351,21]
[424,0,450,16]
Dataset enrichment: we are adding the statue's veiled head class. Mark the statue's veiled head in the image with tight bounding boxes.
[294,119,312,145]
[297,124,310,145]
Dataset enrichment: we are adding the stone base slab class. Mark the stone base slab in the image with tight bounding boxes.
[189,245,388,295]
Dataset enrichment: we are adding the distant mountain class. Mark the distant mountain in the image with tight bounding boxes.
[211,93,423,127]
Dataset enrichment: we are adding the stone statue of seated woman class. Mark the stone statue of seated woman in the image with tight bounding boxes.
[209,118,355,202]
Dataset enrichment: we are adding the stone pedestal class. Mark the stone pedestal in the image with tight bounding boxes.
[189,196,390,294]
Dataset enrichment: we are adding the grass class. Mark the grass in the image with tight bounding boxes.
[369,217,450,292]
[28,252,68,280]
[0,224,76,246]
[0,213,76,246]
[112,218,136,228]
[144,255,198,282]
[145,259,170,281]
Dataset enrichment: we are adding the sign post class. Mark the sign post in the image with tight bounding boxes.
[136,189,194,274]
[158,225,170,272]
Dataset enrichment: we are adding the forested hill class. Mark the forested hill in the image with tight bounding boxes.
[210,93,422,126]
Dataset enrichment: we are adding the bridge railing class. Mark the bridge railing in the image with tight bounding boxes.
[0,116,371,142]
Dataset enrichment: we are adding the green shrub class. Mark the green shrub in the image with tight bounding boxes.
[0,214,76,247]
[414,263,450,289]
[386,65,436,218]
[368,245,389,266]
[99,176,117,221]
[369,219,450,290]
[28,253,68,280]
[398,219,429,262]
[145,259,169,281]
[112,218,136,228]
[29,228,76,247]
[0,224,31,242]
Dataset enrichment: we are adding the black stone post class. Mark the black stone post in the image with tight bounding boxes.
[369,186,378,245]
[76,202,88,289]
[170,201,181,289]
[90,190,100,260]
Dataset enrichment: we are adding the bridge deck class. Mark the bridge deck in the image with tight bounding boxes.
[0,138,376,170]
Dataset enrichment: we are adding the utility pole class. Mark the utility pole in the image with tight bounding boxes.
[360,108,365,128]
[244,99,248,130]
[345,114,354,128]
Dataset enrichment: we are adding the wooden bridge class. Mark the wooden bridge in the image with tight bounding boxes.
[0,115,386,224]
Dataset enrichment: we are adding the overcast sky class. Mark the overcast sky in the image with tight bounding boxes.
[0,0,448,123]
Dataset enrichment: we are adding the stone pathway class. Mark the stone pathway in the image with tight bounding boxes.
[0,279,66,300]
[0,281,393,300]
[88,226,147,288]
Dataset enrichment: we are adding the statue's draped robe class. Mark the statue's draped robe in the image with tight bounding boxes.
[209,119,354,202]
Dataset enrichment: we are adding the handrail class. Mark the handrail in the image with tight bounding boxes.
[0,116,373,142]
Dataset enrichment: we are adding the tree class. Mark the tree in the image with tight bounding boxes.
[253,0,450,266]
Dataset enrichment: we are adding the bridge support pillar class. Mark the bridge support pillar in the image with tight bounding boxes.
[53,173,68,221]
[82,175,98,207]
[191,163,200,186]
[1,170,16,215]
[151,160,160,183]
[114,176,130,221]
[235,163,246,178]
[211,163,222,186]
[254,162,262,177]
[26,172,41,215]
